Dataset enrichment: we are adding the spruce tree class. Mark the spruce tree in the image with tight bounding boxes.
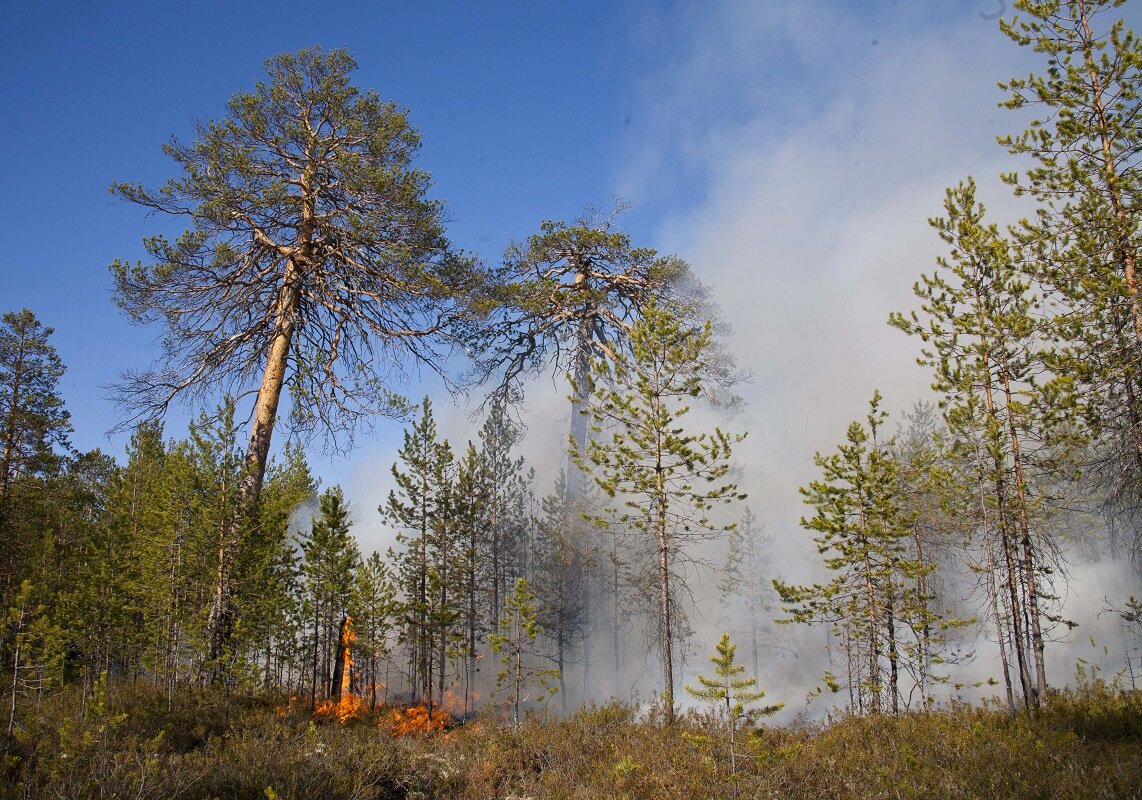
[301,487,359,704]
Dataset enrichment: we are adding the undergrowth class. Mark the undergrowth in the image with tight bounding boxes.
[1,676,1138,799]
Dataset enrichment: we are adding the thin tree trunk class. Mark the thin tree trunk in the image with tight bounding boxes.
[0,339,27,499]
[1000,360,1048,701]
[558,626,567,715]
[974,292,1034,711]
[513,613,522,727]
[467,545,477,716]
[856,484,881,714]
[5,603,23,746]
[862,550,881,714]
[612,536,622,697]
[976,441,1016,716]
[655,464,674,726]
[886,590,899,715]
[580,531,592,702]
[911,522,931,705]
[310,597,320,706]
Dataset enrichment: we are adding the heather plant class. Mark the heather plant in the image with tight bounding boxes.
[0,675,1138,800]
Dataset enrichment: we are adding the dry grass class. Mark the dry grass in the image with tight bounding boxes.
[1,677,1139,799]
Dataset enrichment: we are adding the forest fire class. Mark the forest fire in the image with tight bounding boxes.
[385,703,452,735]
[313,693,367,723]
[311,698,454,734]
[312,616,370,723]
[307,615,457,733]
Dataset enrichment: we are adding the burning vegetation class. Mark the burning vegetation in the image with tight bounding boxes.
[304,616,456,734]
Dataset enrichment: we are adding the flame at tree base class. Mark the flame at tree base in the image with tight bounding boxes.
[307,697,454,735]
[313,694,368,724]
[303,618,457,733]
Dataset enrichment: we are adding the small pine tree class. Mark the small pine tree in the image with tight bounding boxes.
[685,633,781,796]
[488,578,559,727]
[349,552,398,710]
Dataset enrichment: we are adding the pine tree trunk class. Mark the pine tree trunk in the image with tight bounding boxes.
[886,590,899,715]
[0,339,27,500]
[418,452,430,708]
[206,258,302,679]
[467,549,477,716]
[655,464,674,726]
[5,602,23,745]
[580,531,592,702]
[911,522,931,704]
[513,615,523,727]
[856,487,881,714]
[862,551,881,714]
[727,693,738,800]
[310,596,320,706]
[612,539,622,697]
[976,317,1034,711]
[1001,361,1048,701]
[976,444,1016,717]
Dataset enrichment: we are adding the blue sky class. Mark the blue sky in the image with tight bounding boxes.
[1,2,1012,449]
[1,0,1125,541]
[0,0,1058,516]
[1,0,648,449]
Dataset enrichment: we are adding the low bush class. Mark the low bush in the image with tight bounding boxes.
[0,678,1137,799]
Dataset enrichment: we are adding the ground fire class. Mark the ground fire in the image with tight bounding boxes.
[310,615,455,734]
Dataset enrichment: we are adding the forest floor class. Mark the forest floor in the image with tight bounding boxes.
[2,675,1139,799]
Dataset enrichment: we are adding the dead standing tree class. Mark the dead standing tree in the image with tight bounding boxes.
[110,47,486,680]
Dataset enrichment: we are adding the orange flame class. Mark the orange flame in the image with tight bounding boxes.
[314,693,367,724]
[440,688,475,717]
[385,703,451,735]
[275,695,300,718]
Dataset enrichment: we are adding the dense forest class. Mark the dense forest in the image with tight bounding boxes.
[2,1,1142,797]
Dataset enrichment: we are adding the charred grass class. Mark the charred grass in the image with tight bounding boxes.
[1,679,1139,799]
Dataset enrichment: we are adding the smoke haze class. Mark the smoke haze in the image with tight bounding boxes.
[332,1,1142,715]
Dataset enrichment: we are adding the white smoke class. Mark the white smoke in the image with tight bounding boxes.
[335,1,1142,714]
